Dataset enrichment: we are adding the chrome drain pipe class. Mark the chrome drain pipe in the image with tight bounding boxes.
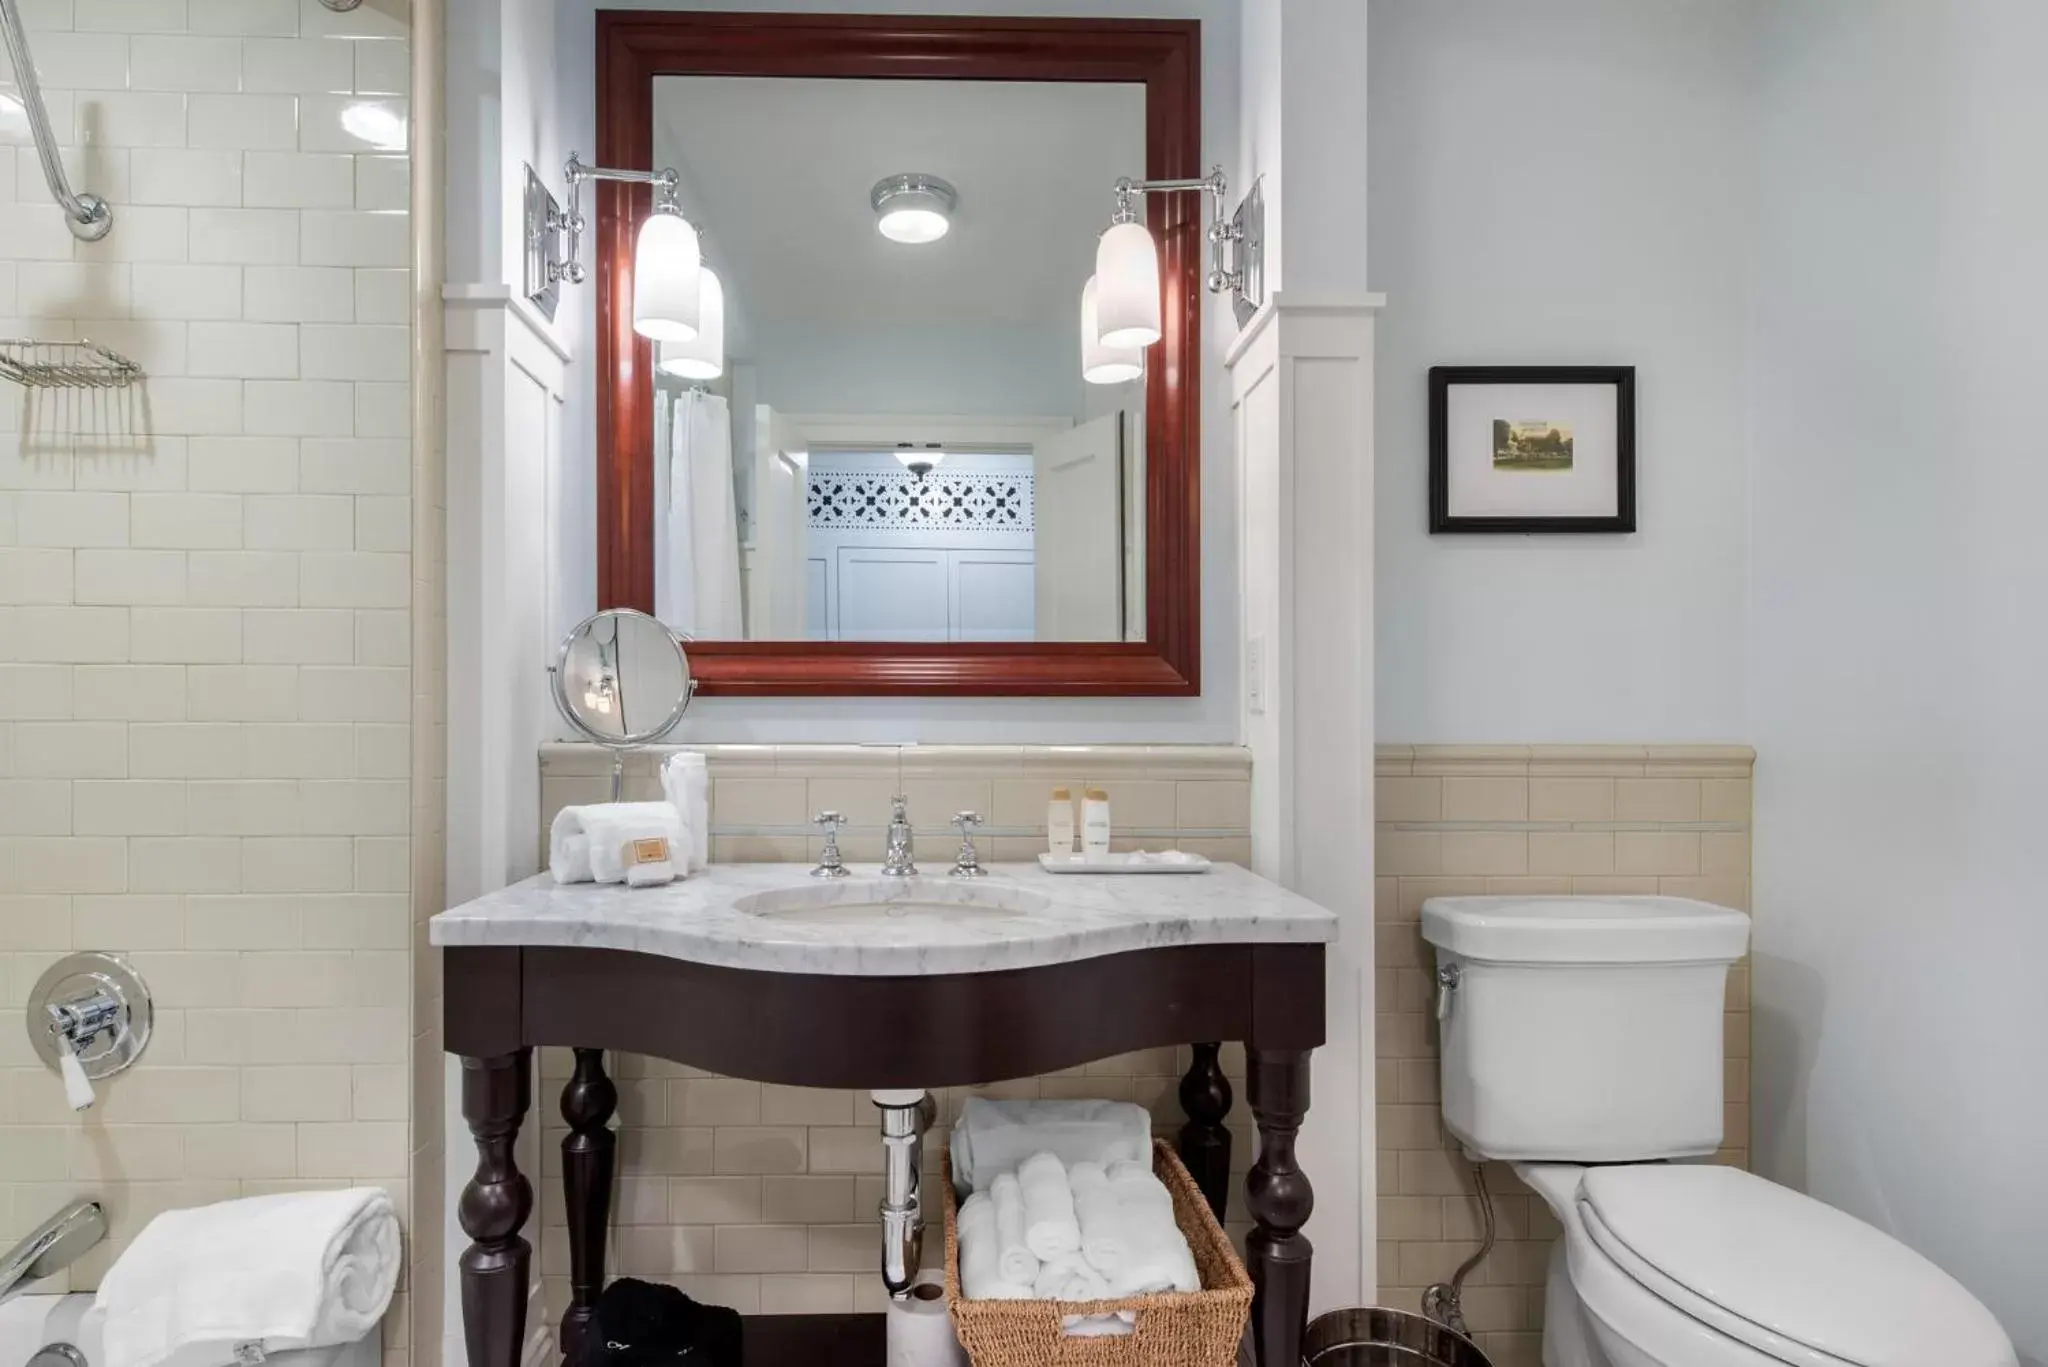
[872,1089,931,1298]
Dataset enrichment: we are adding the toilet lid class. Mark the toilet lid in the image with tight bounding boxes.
[1579,1166,2014,1367]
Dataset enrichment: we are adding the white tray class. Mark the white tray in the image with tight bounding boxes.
[1036,851,1212,874]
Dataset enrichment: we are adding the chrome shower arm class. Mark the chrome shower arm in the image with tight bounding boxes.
[0,0,112,240]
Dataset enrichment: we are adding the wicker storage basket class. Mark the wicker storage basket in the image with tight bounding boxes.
[941,1140,1254,1367]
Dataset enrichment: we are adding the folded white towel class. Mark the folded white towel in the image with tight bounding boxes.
[551,803,687,886]
[956,1194,1032,1301]
[659,752,710,873]
[1068,1162,1128,1276]
[989,1173,1039,1287]
[950,1098,1153,1194]
[1018,1151,1081,1262]
[95,1188,400,1367]
[1061,1312,1137,1338]
[1089,1160,1198,1295]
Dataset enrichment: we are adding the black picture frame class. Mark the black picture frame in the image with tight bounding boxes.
[1429,365,1637,534]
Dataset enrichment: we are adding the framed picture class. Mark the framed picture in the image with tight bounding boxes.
[1429,366,1636,533]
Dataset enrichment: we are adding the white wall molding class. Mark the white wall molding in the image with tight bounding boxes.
[443,288,572,1367]
[1232,294,1381,1313]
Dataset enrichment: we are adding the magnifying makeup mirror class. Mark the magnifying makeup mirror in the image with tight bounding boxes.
[549,607,697,799]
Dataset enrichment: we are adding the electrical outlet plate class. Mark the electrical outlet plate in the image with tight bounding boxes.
[1246,633,1267,715]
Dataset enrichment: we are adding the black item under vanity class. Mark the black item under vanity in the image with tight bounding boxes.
[579,1279,743,1367]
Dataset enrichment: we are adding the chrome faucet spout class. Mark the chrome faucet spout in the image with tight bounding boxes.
[0,1199,106,1304]
[881,795,917,877]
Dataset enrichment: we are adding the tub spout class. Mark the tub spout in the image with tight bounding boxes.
[871,1089,931,1299]
[0,1200,105,1304]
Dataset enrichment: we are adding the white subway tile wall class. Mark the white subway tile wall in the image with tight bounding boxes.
[1374,745,1754,1367]
[0,4,415,1365]
[532,743,1255,1323]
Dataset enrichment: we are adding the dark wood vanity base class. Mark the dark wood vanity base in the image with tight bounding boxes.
[446,941,1324,1367]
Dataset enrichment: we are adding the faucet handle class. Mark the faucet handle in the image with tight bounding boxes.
[949,811,987,879]
[810,811,850,879]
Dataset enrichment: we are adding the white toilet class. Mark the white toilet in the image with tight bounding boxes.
[1420,895,2016,1367]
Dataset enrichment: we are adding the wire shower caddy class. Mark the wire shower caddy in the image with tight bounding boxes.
[0,340,143,390]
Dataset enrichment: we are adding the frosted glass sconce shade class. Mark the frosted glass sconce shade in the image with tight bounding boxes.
[658,268,724,380]
[633,208,702,342]
[1093,220,1162,349]
[1081,277,1143,385]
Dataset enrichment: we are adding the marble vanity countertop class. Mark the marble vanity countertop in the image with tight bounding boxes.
[429,862,1337,976]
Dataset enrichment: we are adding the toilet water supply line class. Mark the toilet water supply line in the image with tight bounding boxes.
[1422,1160,1498,1338]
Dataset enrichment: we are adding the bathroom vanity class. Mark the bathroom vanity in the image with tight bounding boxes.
[434,863,1334,1367]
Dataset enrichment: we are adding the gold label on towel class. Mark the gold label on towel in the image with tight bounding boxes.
[628,837,671,866]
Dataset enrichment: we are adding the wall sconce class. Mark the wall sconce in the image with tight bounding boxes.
[1083,165,1263,380]
[657,268,725,381]
[525,155,703,340]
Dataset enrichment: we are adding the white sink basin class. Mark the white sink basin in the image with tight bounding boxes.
[733,877,1051,925]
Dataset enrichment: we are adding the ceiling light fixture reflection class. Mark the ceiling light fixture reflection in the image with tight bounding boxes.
[871,173,957,245]
[895,443,946,479]
[340,101,408,153]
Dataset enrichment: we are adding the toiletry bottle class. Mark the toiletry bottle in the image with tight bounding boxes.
[1082,788,1112,856]
[1048,788,1076,856]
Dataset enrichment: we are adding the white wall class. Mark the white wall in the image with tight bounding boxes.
[1368,0,1755,743]
[1748,4,2048,1362]
[531,0,1244,743]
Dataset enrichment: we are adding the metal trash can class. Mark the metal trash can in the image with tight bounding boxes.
[1302,1308,1493,1367]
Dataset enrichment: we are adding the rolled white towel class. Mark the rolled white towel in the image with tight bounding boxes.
[548,805,594,884]
[1017,1151,1081,1262]
[957,1194,1032,1301]
[1068,1162,1127,1277]
[989,1172,1040,1287]
[1031,1252,1110,1302]
[94,1188,400,1367]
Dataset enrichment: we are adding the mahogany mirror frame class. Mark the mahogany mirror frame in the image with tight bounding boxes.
[595,11,1203,696]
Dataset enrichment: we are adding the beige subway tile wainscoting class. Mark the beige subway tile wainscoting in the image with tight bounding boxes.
[529,743,1256,1325]
[1373,745,1755,1367]
[0,0,433,1358]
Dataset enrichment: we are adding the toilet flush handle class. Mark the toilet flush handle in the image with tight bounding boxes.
[1434,963,1462,1021]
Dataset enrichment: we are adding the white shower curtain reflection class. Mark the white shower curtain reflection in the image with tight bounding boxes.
[654,388,744,639]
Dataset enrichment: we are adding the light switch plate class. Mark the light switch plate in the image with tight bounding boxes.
[1246,633,1267,715]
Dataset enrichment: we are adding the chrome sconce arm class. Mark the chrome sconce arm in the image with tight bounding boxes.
[524,154,687,319]
[1110,164,1264,326]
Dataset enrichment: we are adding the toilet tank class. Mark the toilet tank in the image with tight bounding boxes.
[1420,896,1750,1163]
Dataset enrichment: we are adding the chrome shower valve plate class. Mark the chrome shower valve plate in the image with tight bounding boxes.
[28,951,153,1081]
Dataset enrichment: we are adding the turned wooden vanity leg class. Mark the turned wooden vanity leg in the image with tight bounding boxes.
[1245,1048,1314,1367]
[559,1048,619,1365]
[1177,1041,1233,1222]
[460,1049,534,1367]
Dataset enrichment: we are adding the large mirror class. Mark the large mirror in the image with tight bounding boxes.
[650,77,1146,647]
[596,14,1204,695]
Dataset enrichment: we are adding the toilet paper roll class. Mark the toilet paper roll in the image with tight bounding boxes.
[886,1268,969,1367]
